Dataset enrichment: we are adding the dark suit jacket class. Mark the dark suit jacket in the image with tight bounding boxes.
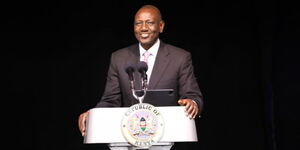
[95,41,203,110]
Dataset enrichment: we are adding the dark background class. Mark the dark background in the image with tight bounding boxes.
[5,0,299,150]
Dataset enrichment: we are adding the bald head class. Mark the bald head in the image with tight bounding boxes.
[135,5,163,22]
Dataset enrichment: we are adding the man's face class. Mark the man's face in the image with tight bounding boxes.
[134,8,164,50]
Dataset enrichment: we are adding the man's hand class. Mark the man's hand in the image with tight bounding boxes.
[178,99,199,119]
[78,111,89,136]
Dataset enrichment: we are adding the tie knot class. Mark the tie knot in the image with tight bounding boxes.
[143,51,151,64]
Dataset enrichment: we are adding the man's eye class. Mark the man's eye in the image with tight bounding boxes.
[135,22,142,25]
[147,22,155,25]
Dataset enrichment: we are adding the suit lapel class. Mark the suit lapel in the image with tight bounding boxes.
[148,42,170,89]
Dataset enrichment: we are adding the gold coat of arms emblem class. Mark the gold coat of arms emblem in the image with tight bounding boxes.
[121,103,164,148]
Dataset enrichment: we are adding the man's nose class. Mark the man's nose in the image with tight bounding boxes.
[141,23,149,31]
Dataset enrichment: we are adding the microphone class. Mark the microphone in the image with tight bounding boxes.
[124,63,135,81]
[137,61,148,90]
[137,61,148,80]
[124,63,136,96]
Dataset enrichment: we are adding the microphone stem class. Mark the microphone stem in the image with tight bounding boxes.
[140,78,148,103]
[143,79,148,90]
[130,81,138,100]
[130,80,135,91]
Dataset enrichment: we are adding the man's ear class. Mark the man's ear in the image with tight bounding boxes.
[159,20,165,33]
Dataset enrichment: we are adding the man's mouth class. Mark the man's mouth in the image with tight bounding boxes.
[141,33,149,38]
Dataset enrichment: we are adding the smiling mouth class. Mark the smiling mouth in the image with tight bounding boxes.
[141,33,150,38]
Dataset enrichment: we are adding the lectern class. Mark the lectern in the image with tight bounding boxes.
[84,106,198,150]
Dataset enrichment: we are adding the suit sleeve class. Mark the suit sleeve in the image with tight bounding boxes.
[95,53,122,107]
[178,52,204,112]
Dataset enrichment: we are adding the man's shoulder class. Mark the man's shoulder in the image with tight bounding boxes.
[111,43,138,55]
[162,42,191,55]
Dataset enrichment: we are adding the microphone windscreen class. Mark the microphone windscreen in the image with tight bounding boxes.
[124,63,135,81]
[137,61,148,73]
[124,63,135,74]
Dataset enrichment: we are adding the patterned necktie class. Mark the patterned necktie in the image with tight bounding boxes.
[143,51,151,64]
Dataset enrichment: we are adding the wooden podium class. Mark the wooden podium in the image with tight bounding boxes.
[84,106,198,150]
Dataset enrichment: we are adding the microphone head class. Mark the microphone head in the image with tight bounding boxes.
[137,61,148,73]
[125,63,135,74]
[124,63,135,81]
[137,61,148,81]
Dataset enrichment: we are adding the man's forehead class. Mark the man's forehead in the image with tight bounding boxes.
[135,9,161,20]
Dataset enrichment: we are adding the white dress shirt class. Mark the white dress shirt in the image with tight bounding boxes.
[139,39,160,84]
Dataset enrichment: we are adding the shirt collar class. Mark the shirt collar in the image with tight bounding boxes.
[139,39,160,57]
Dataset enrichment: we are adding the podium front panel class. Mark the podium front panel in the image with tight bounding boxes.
[84,106,198,144]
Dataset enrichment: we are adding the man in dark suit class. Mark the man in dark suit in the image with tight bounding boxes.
[78,4,203,139]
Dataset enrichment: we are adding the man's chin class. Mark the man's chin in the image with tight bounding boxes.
[139,38,150,43]
[139,41,152,45]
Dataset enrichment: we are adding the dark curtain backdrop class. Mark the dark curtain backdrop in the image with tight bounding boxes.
[5,0,299,150]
